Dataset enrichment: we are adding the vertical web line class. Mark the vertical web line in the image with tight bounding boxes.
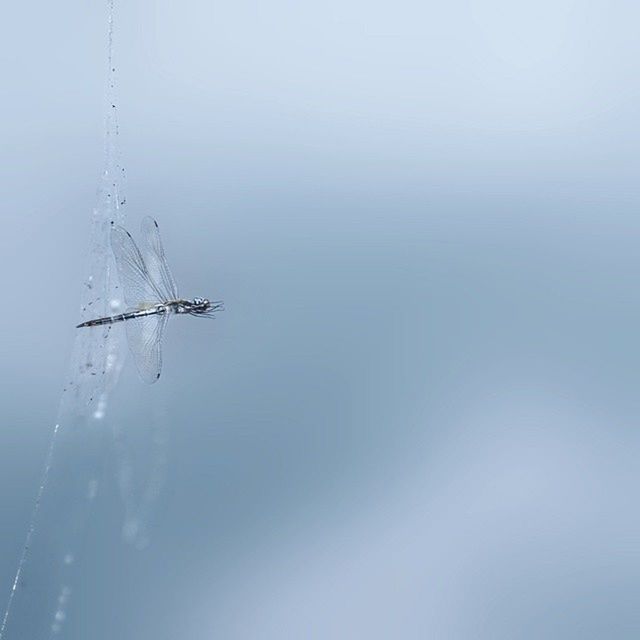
[0,1,126,637]
[0,425,60,640]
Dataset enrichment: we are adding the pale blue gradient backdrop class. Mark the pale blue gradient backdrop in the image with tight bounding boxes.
[1,1,640,638]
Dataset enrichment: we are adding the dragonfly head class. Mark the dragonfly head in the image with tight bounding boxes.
[189,297,209,312]
[188,297,224,317]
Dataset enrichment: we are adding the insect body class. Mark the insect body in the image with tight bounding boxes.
[77,217,223,383]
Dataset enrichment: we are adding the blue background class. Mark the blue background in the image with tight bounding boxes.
[1,1,639,637]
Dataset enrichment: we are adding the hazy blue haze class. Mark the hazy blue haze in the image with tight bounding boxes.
[1,1,639,638]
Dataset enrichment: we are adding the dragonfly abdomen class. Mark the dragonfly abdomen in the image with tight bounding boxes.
[76,307,166,329]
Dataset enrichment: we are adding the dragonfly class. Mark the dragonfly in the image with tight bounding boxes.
[77,217,223,383]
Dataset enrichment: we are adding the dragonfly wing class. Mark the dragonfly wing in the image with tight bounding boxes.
[111,224,168,306]
[140,217,179,301]
[125,312,168,384]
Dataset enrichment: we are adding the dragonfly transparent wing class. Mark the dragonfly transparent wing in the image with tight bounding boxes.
[140,217,178,301]
[111,224,168,307]
[125,312,168,383]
